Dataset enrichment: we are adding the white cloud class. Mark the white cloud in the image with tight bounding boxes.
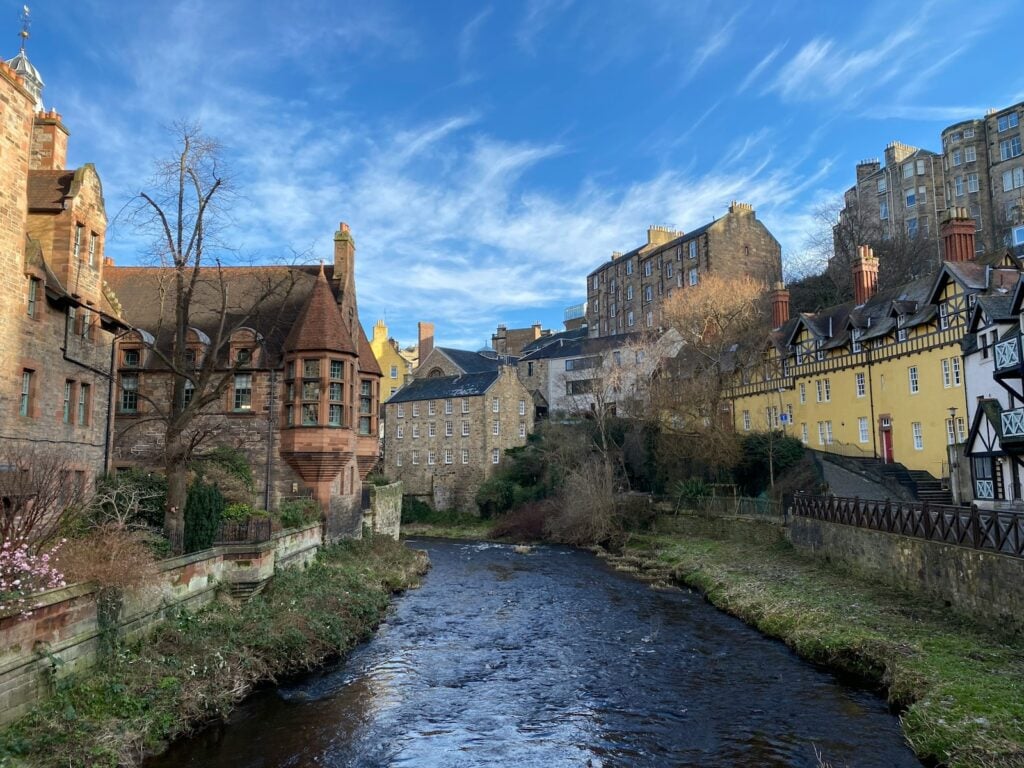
[737,43,786,95]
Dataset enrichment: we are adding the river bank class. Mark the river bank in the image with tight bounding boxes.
[0,537,428,768]
[406,515,1024,768]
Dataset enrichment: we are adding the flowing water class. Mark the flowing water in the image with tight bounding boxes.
[147,539,921,767]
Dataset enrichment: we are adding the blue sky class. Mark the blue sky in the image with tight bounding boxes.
[18,0,1024,349]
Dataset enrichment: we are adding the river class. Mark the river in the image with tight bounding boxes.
[148,538,921,767]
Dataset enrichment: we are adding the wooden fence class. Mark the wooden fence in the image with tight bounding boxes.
[693,495,784,521]
[790,493,1024,559]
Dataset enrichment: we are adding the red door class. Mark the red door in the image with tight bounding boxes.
[879,416,893,463]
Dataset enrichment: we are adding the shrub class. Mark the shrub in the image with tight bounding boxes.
[365,473,393,487]
[400,496,435,524]
[90,469,168,529]
[194,446,255,506]
[475,478,518,518]
[489,501,550,541]
[59,525,159,591]
[544,459,618,547]
[671,477,711,510]
[0,541,66,617]
[221,503,269,522]
[277,498,320,529]
[182,482,224,553]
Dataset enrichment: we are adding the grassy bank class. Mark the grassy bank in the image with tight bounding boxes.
[0,537,428,768]
[611,515,1024,768]
[400,508,493,540]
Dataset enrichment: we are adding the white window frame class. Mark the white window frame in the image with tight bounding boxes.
[491,448,500,464]
[912,422,924,450]
[396,424,404,439]
[909,366,919,394]
[462,449,469,464]
[492,420,500,436]
[444,448,453,465]
[742,410,751,431]
[855,372,866,398]
[462,421,470,437]
[858,417,869,444]
[942,359,951,388]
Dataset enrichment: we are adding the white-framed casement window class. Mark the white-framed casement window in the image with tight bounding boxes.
[945,418,956,446]
[965,145,976,162]
[491,448,500,464]
[917,158,926,175]
[644,285,653,303]
[799,383,806,403]
[1000,136,1022,161]
[412,424,420,438]
[688,240,697,259]
[822,379,831,402]
[902,162,913,179]
[942,359,952,388]
[855,372,866,398]
[396,452,402,467]
[396,424,404,439]
[905,188,916,208]
[952,149,962,167]
[938,304,949,330]
[626,259,633,275]
[519,423,526,438]
[462,399,470,414]
[879,200,889,220]
[412,403,419,417]
[462,421,470,436]
[817,421,826,446]
[626,284,633,301]
[397,404,405,418]
[492,420,500,436]
[908,366,919,394]
[997,112,1020,132]
[643,260,652,277]
[519,399,526,416]
[912,422,924,450]
[646,311,653,328]
[824,421,833,445]
[428,450,436,465]
[390,365,398,379]
[1003,167,1024,191]
[801,423,809,444]
[428,422,437,437]
[63,380,74,424]
[956,416,966,442]
[411,452,419,465]
[492,397,500,413]
[964,127,975,138]
[428,400,436,416]
[233,374,253,411]
[78,383,90,425]
[445,399,453,414]
[815,380,823,402]
[666,263,674,279]
[445,420,453,437]
[688,268,698,286]
[952,357,962,386]
[742,410,751,431]
[877,177,887,194]
[627,311,635,327]
[444,448,453,465]
[462,449,469,464]
[967,173,979,193]
[858,417,869,444]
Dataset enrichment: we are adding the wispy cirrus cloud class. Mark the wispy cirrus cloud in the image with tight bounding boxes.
[682,11,740,85]
[737,42,786,95]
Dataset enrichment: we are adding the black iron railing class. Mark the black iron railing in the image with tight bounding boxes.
[214,517,273,544]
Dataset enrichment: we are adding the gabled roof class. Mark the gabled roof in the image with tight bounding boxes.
[27,170,74,211]
[386,371,499,404]
[433,347,514,373]
[519,332,644,362]
[519,326,589,354]
[283,267,356,354]
[968,295,1015,332]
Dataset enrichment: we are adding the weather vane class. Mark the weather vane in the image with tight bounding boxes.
[19,5,29,52]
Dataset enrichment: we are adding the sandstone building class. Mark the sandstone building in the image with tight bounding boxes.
[585,202,781,338]
[105,223,382,532]
[382,365,533,513]
[0,40,125,489]
[370,319,414,401]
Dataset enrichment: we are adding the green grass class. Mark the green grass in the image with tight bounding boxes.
[0,537,428,768]
[615,516,1024,768]
[400,508,494,540]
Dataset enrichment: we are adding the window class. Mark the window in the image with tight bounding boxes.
[822,379,830,401]
[952,149,962,167]
[462,421,470,436]
[817,421,826,446]
[666,263,674,279]
[643,260,652,277]
[858,417,869,444]
[428,422,436,437]
[916,159,926,175]
[964,127,975,138]
[902,162,913,179]
[912,422,924,450]
[390,365,398,379]
[967,173,979,193]
[954,176,964,197]
[688,240,697,259]
[428,451,436,466]
[302,380,320,401]
[879,200,889,220]
[397,404,405,418]
[952,357,961,386]
[491,448,500,464]
[235,348,251,365]
[445,399,453,414]
[412,424,420,438]
[626,259,633,275]
[412,452,419,465]
[1000,136,1022,161]
[799,383,806,403]
[26,277,39,317]
[644,285,653,303]
[997,112,1020,132]
[492,420,500,436]
[285,404,294,426]
[396,452,402,467]
[78,383,90,425]
[445,420,453,436]
[231,373,252,412]
[942,359,951,388]
[591,275,598,290]
[742,410,751,431]
[329,404,342,426]
[965,146,976,163]
[519,422,526,438]
[444,448,453,465]
[917,186,927,204]
[626,284,633,301]
[905,188,916,208]
[73,224,82,261]
[63,380,73,423]
[877,177,887,194]
[462,399,469,414]
[855,372,866,398]
[303,359,320,378]
[119,373,138,413]
[1014,225,1024,246]
[908,366,919,394]
[359,382,373,435]
[646,311,654,328]
[825,421,833,444]
[492,397,500,413]
[906,218,919,238]
[87,232,98,268]
[688,268,698,286]
[66,305,76,337]
[956,416,966,442]
[302,401,318,425]
[428,400,436,416]
[330,360,343,380]
[851,329,862,353]
[1003,167,1024,191]
[462,449,469,464]
[518,399,526,416]
[396,424,404,439]
[627,311,635,327]
[801,423,808,444]
[946,418,956,446]
[527,362,534,377]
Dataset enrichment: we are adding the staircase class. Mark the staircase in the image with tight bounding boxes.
[907,469,954,506]
[816,451,954,505]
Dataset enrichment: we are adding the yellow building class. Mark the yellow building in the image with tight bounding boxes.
[370,319,413,401]
[730,210,1019,480]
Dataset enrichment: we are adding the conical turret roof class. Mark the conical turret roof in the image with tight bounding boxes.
[283,265,356,354]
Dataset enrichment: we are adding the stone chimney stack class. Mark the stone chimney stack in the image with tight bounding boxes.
[418,321,434,362]
[30,109,68,170]
[941,206,976,263]
[852,245,879,305]
[333,222,358,329]
[770,282,790,329]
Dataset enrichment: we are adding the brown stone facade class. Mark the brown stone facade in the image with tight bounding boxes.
[0,52,123,487]
[585,202,781,337]
[383,365,534,513]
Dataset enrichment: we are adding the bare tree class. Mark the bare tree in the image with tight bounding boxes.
[0,446,81,548]
[125,123,299,552]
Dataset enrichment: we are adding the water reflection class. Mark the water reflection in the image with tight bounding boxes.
[148,539,921,768]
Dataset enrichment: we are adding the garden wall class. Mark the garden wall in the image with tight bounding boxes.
[365,482,402,540]
[0,523,321,726]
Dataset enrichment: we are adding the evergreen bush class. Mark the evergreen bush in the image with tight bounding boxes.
[182,482,225,553]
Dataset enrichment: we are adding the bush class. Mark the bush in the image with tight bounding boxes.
[475,478,518,518]
[59,524,159,591]
[400,496,434,524]
[365,473,393,487]
[671,477,711,509]
[220,503,268,522]
[489,501,550,541]
[194,446,255,506]
[276,498,319,529]
[182,482,224,553]
[735,433,805,496]
[544,459,618,547]
[91,469,168,529]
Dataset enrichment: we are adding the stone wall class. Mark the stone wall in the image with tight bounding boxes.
[788,515,1024,633]
[365,481,402,539]
[0,523,321,726]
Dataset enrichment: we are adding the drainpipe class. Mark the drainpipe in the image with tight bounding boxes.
[264,367,277,511]
[867,346,878,460]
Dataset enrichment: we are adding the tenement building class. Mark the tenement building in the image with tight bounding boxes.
[730,208,1019,487]
[0,39,125,487]
[105,223,382,533]
[585,202,781,337]
[382,365,533,513]
[370,319,414,401]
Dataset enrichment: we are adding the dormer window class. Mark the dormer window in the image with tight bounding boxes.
[794,346,804,366]
[897,315,908,342]
[123,349,140,368]
[851,329,862,354]
[815,339,825,361]
[938,304,949,330]
[236,348,252,365]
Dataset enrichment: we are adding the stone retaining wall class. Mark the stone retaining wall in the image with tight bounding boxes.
[0,523,321,725]
[788,516,1024,633]
[365,482,402,539]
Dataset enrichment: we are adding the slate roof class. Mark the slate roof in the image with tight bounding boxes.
[519,326,589,354]
[386,371,499,404]
[519,332,643,361]
[434,347,515,373]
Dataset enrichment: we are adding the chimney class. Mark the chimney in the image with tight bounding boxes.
[852,245,879,305]
[333,222,358,330]
[418,321,434,362]
[30,110,69,171]
[770,282,790,328]
[941,206,976,263]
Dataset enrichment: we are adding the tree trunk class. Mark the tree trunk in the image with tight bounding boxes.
[164,434,189,554]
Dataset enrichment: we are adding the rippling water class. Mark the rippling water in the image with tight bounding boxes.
[147,539,921,767]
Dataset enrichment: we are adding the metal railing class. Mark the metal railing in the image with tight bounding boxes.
[790,493,1024,558]
[693,495,784,522]
[214,517,273,544]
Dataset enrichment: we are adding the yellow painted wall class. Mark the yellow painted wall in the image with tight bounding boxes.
[370,320,412,401]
